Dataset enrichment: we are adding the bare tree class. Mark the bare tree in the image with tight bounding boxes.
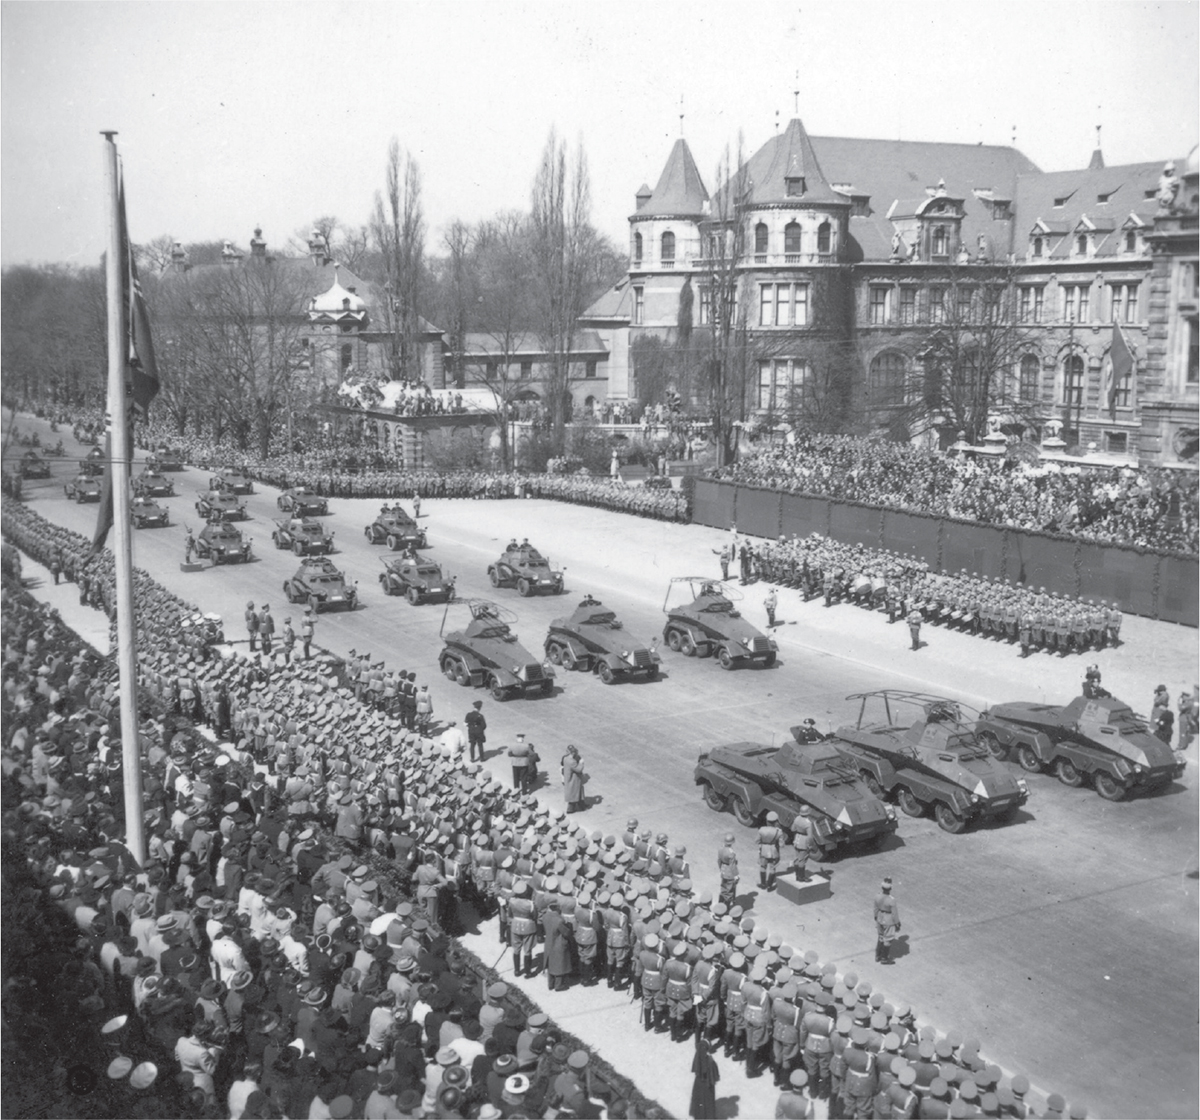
[528,129,595,447]
[439,219,475,390]
[693,138,754,466]
[134,235,180,275]
[372,139,426,383]
[290,216,371,273]
[882,260,1043,444]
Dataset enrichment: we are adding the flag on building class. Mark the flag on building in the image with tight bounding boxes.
[93,171,160,552]
[1107,323,1134,420]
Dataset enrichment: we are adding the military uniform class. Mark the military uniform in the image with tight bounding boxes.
[758,816,784,890]
[742,969,773,1078]
[800,1007,834,1099]
[718,835,739,909]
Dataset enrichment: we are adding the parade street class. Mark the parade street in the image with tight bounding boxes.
[13,418,1199,1120]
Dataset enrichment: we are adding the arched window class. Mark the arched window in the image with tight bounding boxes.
[932,226,947,256]
[1019,354,1040,401]
[1076,234,1088,256]
[633,232,643,264]
[817,221,831,254]
[1032,237,1043,258]
[784,221,802,256]
[754,223,768,255]
[661,231,675,264]
[1125,230,1137,253]
[869,350,906,406]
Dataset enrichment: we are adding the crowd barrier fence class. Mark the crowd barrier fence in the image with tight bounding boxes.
[692,480,1199,627]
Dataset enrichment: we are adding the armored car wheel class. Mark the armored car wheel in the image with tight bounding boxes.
[978,731,1007,761]
[762,652,776,667]
[517,578,532,597]
[731,796,758,828]
[539,680,553,696]
[364,526,373,540]
[1054,758,1083,787]
[387,534,399,551]
[405,587,420,606]
[1016,744,1043,772]
[597,662,615,684]
[546,643,563,666]
[860,771,885,799]
[1094,772,1127,801]
[455,663,471,687]
[896,787,924,817]
[277,497,287,510]
[283,583,295,603]
[934,803,967,834]
[680,633,697,657]
[561,647,578,671]
[701,782,725,812]
[665,629,684,653]
[488,675,510,702]
[644,664,659,679]
[717,647,735,670]
[441,655,458,681]
[489,569,501,587]
[293,540,304,556]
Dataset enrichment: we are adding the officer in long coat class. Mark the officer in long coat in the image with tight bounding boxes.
[539,899,573,991]
[562,745,585,813]
[717,834,739,909]
[874,877,901,963]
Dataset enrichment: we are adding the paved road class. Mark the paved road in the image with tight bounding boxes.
[7,418,1199,1118]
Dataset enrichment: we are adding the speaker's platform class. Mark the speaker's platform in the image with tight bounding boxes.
[775,873,832,905]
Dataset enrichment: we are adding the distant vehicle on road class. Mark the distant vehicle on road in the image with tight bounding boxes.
[544,595,661,682]
[976,692,1186,800]
[365,506,426,551]
[81,446,106,477]
[283,557,358,612]
[209,466,254,494]
[379,555,455,605]
[133,469,175,497]
[195,521,252,565]
[131,496,170,528]
[661,577,777,669]
[271,517,334,556]
[439,599,554,701]
[488,539,565,597]
[195,490,248,521]
[20,451,51,479]
[695,738,898,856]
[277,487,329,516]
[830,691,1028,833]
[64,474,102,503]
[150,446,186,471]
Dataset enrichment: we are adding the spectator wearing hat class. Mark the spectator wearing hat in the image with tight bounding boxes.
[874,878,901,964]
[540,896,574,991]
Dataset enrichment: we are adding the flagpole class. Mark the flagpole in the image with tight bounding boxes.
[103,131,145,866]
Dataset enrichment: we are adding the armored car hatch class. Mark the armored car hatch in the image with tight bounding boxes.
[545,595,661,683]
[439,599,554,701]
[662,576,776,669]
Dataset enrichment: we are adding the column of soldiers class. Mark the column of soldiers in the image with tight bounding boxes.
[752,533,1122,656]
[5,499,1089,1119]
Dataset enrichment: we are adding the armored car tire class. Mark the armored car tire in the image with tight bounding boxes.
[517,578,532,597]
[762,652,776,667]
[860,771,885,799]
[1016,744,1043,772]
[1054,758,1084,787]
[293,541,304,555]
[978,731,1007,761]
[488,674,511,701]
[546,643,563,666]
[1093,772,1127,801]
[489,568,501,587]
[440,654,459,681]
[701,782,725,812]
[730,795,757,828]
[935,803,968,834]
[406,587,421,606]
[717,646,736,670]
[597,662,615,684]
[896,787,924,817]
[665,628,684,653]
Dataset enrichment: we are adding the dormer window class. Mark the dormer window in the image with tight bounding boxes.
[932,226,948,256]
[786,176,805,197]
[992,200,1011,220]
[342,298,351,311]
[1032,237,1044,258]
[1124,230,1137,253]
[1076,234,1089,256]
[1054,197,1068,208]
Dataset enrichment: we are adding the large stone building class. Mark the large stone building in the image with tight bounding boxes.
[588,119,1199,468]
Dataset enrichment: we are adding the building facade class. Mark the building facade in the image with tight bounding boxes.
[587,120,1199,468]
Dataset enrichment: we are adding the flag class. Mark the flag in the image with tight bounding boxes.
[1108,323,1134,420]
[119,176,160,422]
[94,169,160,552]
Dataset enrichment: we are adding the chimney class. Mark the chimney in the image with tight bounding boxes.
[635,183,652,211]
[308,230,330,265]
[220,240,242,265]
[250,226,267,258]
[170,241,189,273]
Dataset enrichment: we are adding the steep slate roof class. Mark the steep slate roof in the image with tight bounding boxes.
[581,279,632,320]
[809,135,1039,261]
[1012,159,1163,257]
[635,139,710,218]
[742,118,847,207]
[462,331,608,358]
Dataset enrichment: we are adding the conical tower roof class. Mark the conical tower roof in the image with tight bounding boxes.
[736,118,848,208]
[634,139,709,218]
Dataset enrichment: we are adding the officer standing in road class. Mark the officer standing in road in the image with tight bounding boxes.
[508,734,531,791]
[258,604,275,657]
[717,833,739,909]
[244,601,259,651]
[466,700,487,762]
[300,607,315,660]
[791,810,813,883]
[906,607,922,651]
[874,877,901,964]
[1178,687,1198,753]
[713,543,732,581]
[280,617,296,665]
[185,529,196,566]
[764,586,778,628]
[758,812,784,892]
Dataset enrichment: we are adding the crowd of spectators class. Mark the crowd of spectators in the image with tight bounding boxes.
[714,434,1199,556]
[1,498,1087,1119]
[745,534,1121,659]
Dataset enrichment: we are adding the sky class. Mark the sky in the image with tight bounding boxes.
[2,0,1197,267]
